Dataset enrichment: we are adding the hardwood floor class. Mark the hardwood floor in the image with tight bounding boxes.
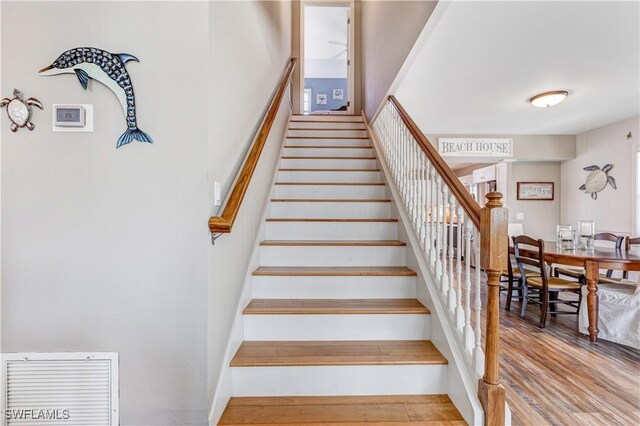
[490,289,640,425]
[219,395,466,425]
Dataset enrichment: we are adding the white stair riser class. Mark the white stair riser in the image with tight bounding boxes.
[291,116,362,122]
[244,314,429,341]
[283,147,373,157]
[286,138,370,147]
[270,201,390,219]
[288,129,368,138]
[274,184,385,199]
[278,170,381,183]
[260,245,406,267]
[289,122,366,130]
[265,221,398,240]
[230,365,447,396]
[281,158,377,169]
[252,275,417,299]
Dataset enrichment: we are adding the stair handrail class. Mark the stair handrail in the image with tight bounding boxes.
[371,95,507,425]
[209,58,297,239]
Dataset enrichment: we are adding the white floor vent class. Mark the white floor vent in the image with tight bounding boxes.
[1,352,118,426]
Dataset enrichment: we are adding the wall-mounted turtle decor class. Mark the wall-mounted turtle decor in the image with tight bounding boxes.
[579,164,617,200]
[1,89,43,132]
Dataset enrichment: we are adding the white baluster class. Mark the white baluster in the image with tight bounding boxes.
[473,227,485,377]
[440,186,450,298]
[411,142,418,230]
[417,154,425,247]
[434,176,443,281]
[448,193,457,313]
[455,206,465,332]
[464,218,474,354]
[429,167,436,266]
[420,159,428,251]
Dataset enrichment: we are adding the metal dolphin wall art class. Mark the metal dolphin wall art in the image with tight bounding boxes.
[39,47,153,149]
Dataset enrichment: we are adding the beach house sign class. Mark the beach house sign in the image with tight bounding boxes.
[438,138,513,158]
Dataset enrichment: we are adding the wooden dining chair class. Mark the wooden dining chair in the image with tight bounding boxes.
[512,236,582,328]
[554,232,625,283]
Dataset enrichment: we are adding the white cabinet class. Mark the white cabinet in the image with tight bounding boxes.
[472,165,496,184]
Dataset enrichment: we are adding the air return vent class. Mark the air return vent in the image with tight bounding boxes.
[1,352,118,426]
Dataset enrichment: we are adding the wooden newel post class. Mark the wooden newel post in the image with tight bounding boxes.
[479,191,507,425]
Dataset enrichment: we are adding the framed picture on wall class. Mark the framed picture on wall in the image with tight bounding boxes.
[333,89,344,100]
[517,182,555,200]
[316,94,328,105]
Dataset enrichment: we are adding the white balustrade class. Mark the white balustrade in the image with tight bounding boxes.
[372,99,485,379]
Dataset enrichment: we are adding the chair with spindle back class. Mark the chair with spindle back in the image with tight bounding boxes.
[499,223,532,311]
[555,232,625,283]
[513,236,582,328]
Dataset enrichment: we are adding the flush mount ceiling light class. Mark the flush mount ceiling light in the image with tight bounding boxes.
[529,90,568,108]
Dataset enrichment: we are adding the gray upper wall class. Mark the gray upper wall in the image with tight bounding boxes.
[361,0,437,118]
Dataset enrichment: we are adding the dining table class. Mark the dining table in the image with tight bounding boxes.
[514,241,640,343]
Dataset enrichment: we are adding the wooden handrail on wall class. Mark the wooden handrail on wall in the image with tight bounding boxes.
[388,96,482,228]
[385,95,507,425]
[209,58,297,237]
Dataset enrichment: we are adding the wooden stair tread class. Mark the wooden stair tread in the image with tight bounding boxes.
[219,395,464,425]
[260,240,406,247]
[271,199,390,202]
[281,156,376,160]
[284,146,372,149]
[230,341,447,366]
[244,299,429,315]
[288,128,367,131]
[290,120,364,123]
[253,266,417,276]
[279,168,380,172]
[266,218,398,223]
[275,182,384,186]
[286,136,370,140]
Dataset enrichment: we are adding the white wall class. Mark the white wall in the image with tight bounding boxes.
[561,115,640,235]
[1,2,209,424]
[305,59,347,78]
[208,0,292,404]
[361,0,437,118]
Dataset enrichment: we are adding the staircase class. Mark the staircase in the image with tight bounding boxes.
[217,115,465,425]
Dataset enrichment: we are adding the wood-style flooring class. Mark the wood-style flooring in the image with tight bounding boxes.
[490,289,640,425]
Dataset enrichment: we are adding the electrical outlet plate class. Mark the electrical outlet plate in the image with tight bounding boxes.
[516,212,524,220]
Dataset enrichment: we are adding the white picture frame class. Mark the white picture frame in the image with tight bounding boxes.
[333,89,344,100]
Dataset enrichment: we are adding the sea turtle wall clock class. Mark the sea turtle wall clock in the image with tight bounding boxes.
[579,164,617,200]
[39,47,153,149]
[1,89,43,132]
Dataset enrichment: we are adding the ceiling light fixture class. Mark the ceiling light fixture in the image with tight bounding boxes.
[529,90,568,108]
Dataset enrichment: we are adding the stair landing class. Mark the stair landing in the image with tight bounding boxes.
[219,395,466,425]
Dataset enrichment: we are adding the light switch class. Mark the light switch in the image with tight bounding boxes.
[516,212,524,220]
[214,181,222,206]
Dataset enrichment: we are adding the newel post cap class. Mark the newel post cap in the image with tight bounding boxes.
[485,192,503,209]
